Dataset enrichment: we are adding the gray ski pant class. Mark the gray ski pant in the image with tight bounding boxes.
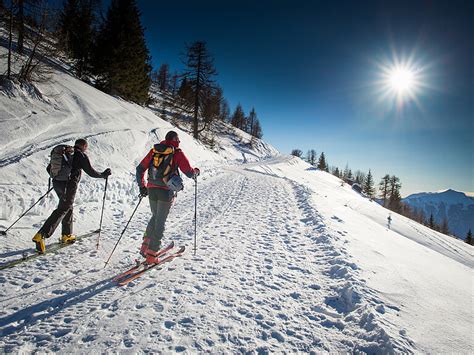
[146,188,174,252]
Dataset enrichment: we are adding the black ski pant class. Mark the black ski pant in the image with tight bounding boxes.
[146,188,174,252]
[39,180,77,238]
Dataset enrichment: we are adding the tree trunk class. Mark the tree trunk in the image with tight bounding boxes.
[17,0,24,54]
[7,1,14,78]
[193,44,202,139]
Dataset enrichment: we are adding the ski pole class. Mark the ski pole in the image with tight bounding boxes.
[0,184,54,236]
[104,196,143,268]
[152,129,160,141]
[96,177,108,250]
[193,175,198,255]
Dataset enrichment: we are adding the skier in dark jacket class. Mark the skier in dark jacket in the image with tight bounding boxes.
[32,138,111,253]
[45,145,74,244]
[136,130,199,264]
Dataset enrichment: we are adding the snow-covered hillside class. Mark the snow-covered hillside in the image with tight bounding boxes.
[403,189,474,239]
[1,46,472,353]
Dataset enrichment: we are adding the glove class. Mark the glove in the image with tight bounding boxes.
[139,186,148,197]
[193,168,200,178]
[101,168,112,178]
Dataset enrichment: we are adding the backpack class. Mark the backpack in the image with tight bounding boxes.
[48,144,73,181]
[148,143,176,184]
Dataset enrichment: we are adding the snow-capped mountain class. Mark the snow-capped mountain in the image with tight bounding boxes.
[0,39,472,353]
[403,189,474,238]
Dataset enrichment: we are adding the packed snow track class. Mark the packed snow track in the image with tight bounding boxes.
[0,160,414,353]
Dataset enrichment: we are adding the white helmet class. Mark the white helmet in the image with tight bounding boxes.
[166,174,184,191]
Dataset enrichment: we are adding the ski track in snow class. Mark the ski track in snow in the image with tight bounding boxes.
[0,162,415,353]
[0,128,139,168]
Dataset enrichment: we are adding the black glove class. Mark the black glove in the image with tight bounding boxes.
[101,168,112,178]
[139,186,148,197]
[193,168,200,178]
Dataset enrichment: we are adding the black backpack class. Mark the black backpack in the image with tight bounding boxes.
[48,144,73,181]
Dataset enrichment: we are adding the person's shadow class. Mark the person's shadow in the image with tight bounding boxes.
[0,276,116,337]
[0,248,31,259]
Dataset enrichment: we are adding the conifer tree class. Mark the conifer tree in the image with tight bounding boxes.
[181,41,217,139]
[59,0,99,78]
[248,108,257,135]
[202,86,222,124]
[317,152,327,171]
[231,104,245,130]
[388,175,402,212]
[153,63,170,91]
[343,164,353,181]
[401,203,413,219]
[93,0,151,104]
[306,150,317,165]
[169,71,179,94]
[291,149,303,158]
[413,207,425,224]
[252,118,263,139]
[347,169,353,180]
[311,150,317,165]
[177,77,194,108]
[379,174,391,207]
[428,213,437,230]
[466,229,473,245]
[440,218,450,235]
[355,170,366,185]
[363,169,375,198]
[220,99,230,121]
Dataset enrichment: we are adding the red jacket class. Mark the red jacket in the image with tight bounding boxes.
[136,140,195,189]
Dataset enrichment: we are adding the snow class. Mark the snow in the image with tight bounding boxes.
[245,158,472,353]
[0,45,473,353]
[403,189,474,238]
[404,189,474,207]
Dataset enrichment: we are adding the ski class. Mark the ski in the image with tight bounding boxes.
[0,229,100,271]
[117,246,185,286]
[112,241,175,282]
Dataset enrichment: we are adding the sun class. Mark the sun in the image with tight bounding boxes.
[388,67,415,93]
[374,53,428,111]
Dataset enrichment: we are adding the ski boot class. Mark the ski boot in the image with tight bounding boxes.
[32,232,46,254]
[145,250,162,265]
[139,232,150,257]
[144,241,164,265]
[60,234,76,244]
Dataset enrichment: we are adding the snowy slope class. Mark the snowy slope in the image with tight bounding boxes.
[403,189,474,238]
[245,158,472,353]
[1,45,473,353]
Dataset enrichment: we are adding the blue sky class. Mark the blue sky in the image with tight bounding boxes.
[140,1,471,196]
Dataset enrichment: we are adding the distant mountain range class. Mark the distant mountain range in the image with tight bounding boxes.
[402,189,474,239]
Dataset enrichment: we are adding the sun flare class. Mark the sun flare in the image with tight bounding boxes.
[388,67,415,93]
[374,53,428,111]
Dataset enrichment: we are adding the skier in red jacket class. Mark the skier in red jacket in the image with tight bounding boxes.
[136,130,199,264]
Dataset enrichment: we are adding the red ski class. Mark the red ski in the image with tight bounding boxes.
[117,246,185,286]
[113,241,175,282]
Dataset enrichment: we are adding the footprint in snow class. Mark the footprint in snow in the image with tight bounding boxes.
[178,317,193,327]
[164,320,175,329]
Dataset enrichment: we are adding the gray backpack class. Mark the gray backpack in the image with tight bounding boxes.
[48,145,73,181]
